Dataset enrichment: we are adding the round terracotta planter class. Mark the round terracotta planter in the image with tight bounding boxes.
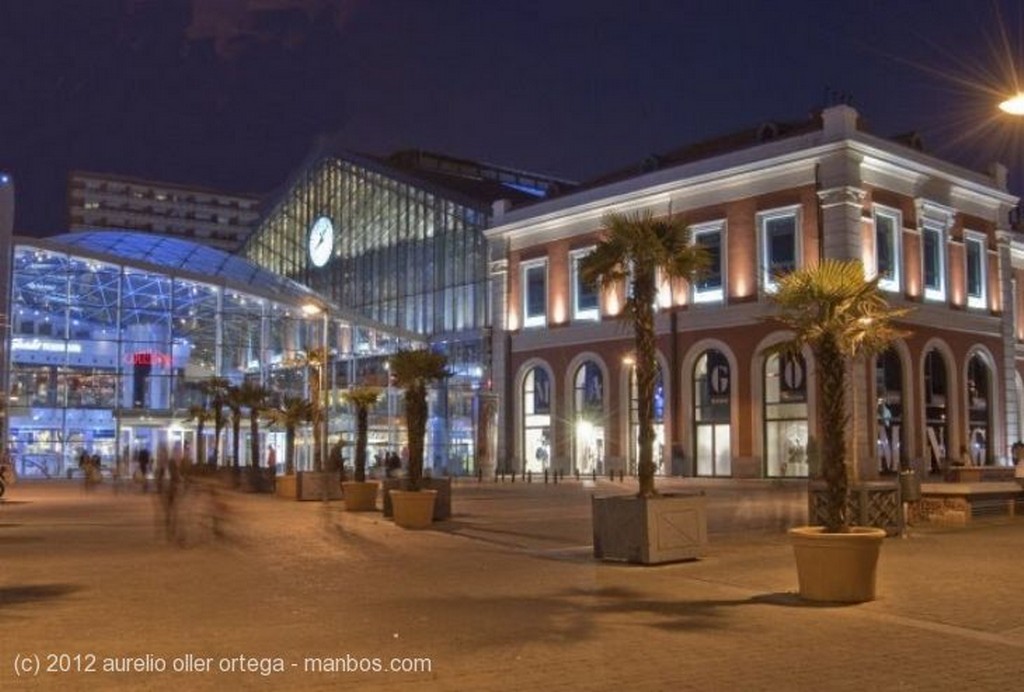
[789,526,886,603]
[341,481,379,512]
[389,489,438,529]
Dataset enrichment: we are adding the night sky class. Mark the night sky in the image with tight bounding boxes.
[3,0,1024,236]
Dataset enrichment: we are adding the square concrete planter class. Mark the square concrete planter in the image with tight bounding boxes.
[292,471,342,501]
[592,492,708,564]
[341,480,380,511]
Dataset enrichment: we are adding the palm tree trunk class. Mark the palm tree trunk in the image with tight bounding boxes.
[285,427,296,475]
[406,387,427,491]
[634,268,658,497]
[355,405,369,482]
[818,336,848,532]
[249,416,260,470]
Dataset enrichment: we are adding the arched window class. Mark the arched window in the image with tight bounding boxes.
[764,352,808,477]
[573,361,605,474]
[522,367,551,473]
[694,349,731,476]
[966,354,991,465]
[875,349,904,474]
[628,365,665,475]
[924,349,949,475]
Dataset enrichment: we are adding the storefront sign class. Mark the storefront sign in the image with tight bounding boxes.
[11,337,82,354]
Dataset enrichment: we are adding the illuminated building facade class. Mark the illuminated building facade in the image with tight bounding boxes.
[487,105,1024,480]
[241,147,570,474]
[1,225,415,478]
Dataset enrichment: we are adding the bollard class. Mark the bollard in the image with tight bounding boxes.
[511,470,516,483]
[618,469,624,482]
[608,469,614,481]
[592,469,597,482]
[575,469,580,481]
[527,470,532,483]
[553,469,559,484]
[477,468,483,483]
[544,469,549,484]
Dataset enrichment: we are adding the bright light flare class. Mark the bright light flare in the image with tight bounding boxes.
[999,93,1024,115]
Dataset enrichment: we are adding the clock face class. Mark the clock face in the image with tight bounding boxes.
[308,216,334,267]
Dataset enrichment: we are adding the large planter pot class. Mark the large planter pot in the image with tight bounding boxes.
[295,471,342,501]
[275,474,297,499]
[381,477,451,520]
[389,489,438,529]
[592,492,708,564]
[789,526,886,603]
[342,480,379,512]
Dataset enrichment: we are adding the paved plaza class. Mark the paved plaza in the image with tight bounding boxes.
[2,477,1024,691]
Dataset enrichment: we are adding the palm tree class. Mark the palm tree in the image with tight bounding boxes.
[579,210,709,498]
[388,349,449,491]
[343,386,383,483]
[297,347,330,472]
[183,404,211,467]
[267,396,314,475]
[237,381,272,470]
[199,377,230,467]
[769,259,909,533]
[225,384,245,469]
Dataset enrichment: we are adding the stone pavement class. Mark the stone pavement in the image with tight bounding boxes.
[2,477,1024,691]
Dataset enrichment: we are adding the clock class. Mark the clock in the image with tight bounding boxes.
[308,216,334,267]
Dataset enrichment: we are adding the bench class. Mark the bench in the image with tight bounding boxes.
[916,481,1023,524]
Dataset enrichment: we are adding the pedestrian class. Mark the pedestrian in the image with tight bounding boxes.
[266,444,277,471]
[136,447,151,491]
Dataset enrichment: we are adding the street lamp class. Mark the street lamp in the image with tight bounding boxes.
[302,302,329,471]
[1000,93,1024,115]
[384,360,395,453]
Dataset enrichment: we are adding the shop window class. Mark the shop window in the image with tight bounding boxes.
[764,352,808,477]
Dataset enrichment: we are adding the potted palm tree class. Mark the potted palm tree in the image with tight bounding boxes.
[236,381,273,492]
[199,377,230,469]
[341,385,383,511]
[267,396,314,499]
[768,258,909,602]
[385,348,450,529]
[581,210,710,564]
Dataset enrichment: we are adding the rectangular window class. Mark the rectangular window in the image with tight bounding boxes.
[758,208,800,293]
[569,248,599,321]
[522,259,547,328]
[873,207,901,292]
[964,232,986,309]
[922,221,945,301]
[691,221,724,303]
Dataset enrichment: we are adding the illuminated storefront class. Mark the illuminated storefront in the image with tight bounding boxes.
[3,231,414,478]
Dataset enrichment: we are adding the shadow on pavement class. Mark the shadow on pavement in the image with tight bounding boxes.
[0,583,82,608]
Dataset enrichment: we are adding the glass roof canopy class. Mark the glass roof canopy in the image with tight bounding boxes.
[47,230,316,304]
[29,230,419,341]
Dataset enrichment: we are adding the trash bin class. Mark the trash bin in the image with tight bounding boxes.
[899,469,921,502]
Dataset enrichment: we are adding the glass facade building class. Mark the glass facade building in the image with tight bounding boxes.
[4,231,414,479]
[241,149,567,474]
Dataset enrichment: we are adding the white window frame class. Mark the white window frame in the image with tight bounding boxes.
[872,206,902,292]
[758,206,801,294]
[521,258,548,328]
[569,247,599,322]
[922,220,946,302]
[964,231,987,310]
[691,220,725,304]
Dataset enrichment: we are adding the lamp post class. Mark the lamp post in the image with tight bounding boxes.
[302,302,329,472]
[384,360,395,453]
